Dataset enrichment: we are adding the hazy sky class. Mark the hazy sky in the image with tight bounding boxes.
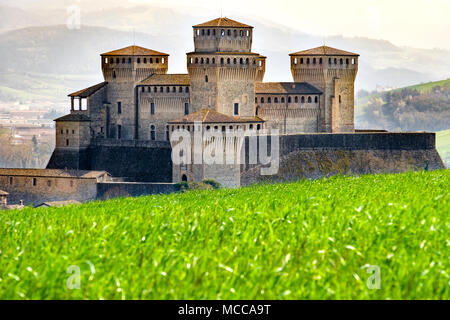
[131,0,450,50]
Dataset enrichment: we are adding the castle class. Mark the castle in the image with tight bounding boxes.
[46,17,368,187]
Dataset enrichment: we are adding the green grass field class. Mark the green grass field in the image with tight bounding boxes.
[437,130,450,168]
[0,170,448,300]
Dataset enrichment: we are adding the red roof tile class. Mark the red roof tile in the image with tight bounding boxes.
[101,45,169,56]
[194,17,253,28]
[290,45,359,56]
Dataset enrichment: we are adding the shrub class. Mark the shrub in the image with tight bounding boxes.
[202,179,222,189]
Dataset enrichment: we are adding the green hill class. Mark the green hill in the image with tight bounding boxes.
[1,170,448,300]
[437,130,450,168]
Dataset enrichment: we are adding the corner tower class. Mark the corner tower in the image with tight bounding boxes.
[101,45,169,140]
[187,17,266,118]
[290,46,358,133]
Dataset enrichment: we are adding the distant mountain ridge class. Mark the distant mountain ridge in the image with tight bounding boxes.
[1,2,449,102]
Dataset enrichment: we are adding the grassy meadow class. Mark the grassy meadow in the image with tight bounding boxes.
[0,170,448,300]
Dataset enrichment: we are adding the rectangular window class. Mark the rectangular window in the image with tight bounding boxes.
[118,102,122,114]
[47,180,51,187]
[184,103,189,115]
[151,103,155,115]
[118,125,122,140]
[33,178,37,186]
[9,177,13,185]
[66,139,69,146]
[234,103,239,115]
[72,130,75,134]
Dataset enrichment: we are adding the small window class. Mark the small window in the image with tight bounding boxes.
[160,87,164,93]
[166,87,170,93]
[227,30,231,36]
[300,58,304,64]
[221,58,224,65]
[307,58,310,64]
[9,177,13,185]
[288,96,292,103]
[268,97,271,103]
[144,58,147,64]
[128,58,132,63]
[166,126,170,141]
[156,58,159,63]
[186,87,189,93]
[66,139,69,146]
[313,58,316,64]
[118,102,122,114]
[315,96,318,103]
[173,87,176,93]
[234,103,239,115]
[150,58,153,64]
[184,103,189,115]
[141,87,145,92]
[301,96,305,103]
[308,97,312,103]
[261,97,265,104]
[281,97,285,103]
[240,30,244,37]
[212,58,215,64]
[150,125,156,141]
[151,103,155,115]
[179,87,183,93]
[122,58,125,63]
[66,129,69,134]
[113,71,116,79]
[340,58,343,65]
[207,29,210,36]
[117,125,122,140]
[319,58,323,64]
[205,75,208,83]
[47,180,51,187]
[72,130,75,134]
[60,130,63,134]
[339,95,342,103]
[137,58,141,64]
[70,181,74,188]
[295,96,298,103]
[274,97,279,103]
[221,29,225,36]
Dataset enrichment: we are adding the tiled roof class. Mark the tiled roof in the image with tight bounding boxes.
[68,82,107,98]
[0,169,110,179]
[36,200,81,208]
[101,45,169,56]
[139,74,190,86]
[169,109,264,124]
[194,17,253,28]
[256,82,323,94]
[0,190,9,196]
[54,113,91,122]
[290,46,359,56]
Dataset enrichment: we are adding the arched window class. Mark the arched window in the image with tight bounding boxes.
[150,58,153,64]
[315,96,318,103]
[207,29,210,36]
[196,29,200,36]
[313,58,316,64]
[113,71,116,79]
[240,30,244,37]
[281,97,285,103]
[221,58,224,64]
[319,58,323,64]
[110,58,114,64]
[201,29,205,36]
[334,58,337,64]
[328,58,331,64]
[156,58,159,63]
[212,58,215,64]
[268,97,271,103]
[221,29,225,36]
[247,30,250,37]
[295,96,298,103]
[128,58,132,63]
[227,58,231,64]
[144,58,147,64]
[340,58,343,65]
[173,87,176,93]
[257,124,261,130]
[206,58,210,64]
[233,58,237,65]
[346,58,349,65]
[201,58,204,64]
[240,58,243,64]
[255,97,258,103]
[301,96,305,103]
[234,30,237,37]
[307,58,310,64]
[195,58,199,64]
[256,106,260,116]
[137,58,141,64]
[154,86,157,92]
[227,30,231,36]
[116,58,119,64]
[151,125,156,141]
[179,87,183,93]
[213,29,216,36]
[205,75,208,83]
[246,58,249,65]
[274,97,279,103]
[294,58,298,65]
[308,97,312,103]
[186,87,189,93]
[160,87,164,92]
[182,174,188,182]
[261,97,265,104]
[288,96,292,103]
[166,87,170,93]
[300,58,304,64]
